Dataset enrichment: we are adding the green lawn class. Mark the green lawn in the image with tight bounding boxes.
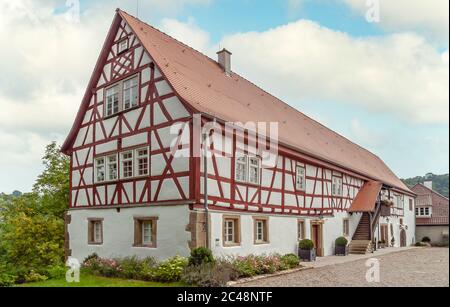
[17,274,188,288]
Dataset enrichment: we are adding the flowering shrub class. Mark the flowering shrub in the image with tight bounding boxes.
[83,255,123,278]
[152,256,188,282]
[182,260,239,287]
[231,254,298,277]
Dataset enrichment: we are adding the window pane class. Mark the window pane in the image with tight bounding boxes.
[123,77,139,110]
[121,152,133,178]
[107,156,117,180]
[106,86,119,116]
[142,221,152,245]
[136,148,149,176]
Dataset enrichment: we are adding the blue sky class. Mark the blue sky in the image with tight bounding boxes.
[0,0,448,193]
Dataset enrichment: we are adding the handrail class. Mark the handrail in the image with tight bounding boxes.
[371,199,382,242]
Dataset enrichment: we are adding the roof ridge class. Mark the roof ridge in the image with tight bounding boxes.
[119,10,381,161]
[414,183,449,200]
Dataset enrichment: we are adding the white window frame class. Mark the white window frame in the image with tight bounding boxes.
[256,220,264,243]
[416,207,432,217]
[135,147,149,177]
[142,220,153,245]
[248,157,261,185]
[296,165,306,191]
[118,38,129,54]
[105,85,120,117]
[123,75,139,110]
[120,151,134,179]
[225,220,235,244]
[93,221,102,244]
[94,157,106,183]
[235,154,248,183]
[106,154,118,181]
[332,176,343,197]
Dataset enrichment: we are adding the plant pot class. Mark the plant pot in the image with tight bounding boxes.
[335,245,348,256]
[298,248,316,262]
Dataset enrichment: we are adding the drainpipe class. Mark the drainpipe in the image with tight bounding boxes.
[202,132,210,249]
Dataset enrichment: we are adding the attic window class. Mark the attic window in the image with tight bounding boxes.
[118,38,129,54]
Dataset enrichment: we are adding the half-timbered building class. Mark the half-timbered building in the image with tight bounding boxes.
[62,9,416,261]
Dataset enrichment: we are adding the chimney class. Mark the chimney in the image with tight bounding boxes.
[217,48,232,75]
[424,180,433,190]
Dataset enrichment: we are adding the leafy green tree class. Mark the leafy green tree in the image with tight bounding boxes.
[32,142,70,218]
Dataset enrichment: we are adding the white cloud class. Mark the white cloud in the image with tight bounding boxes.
[217,20,448,124]
[159,17,212,53]
[0,0,209,192]
[344,0,449,43]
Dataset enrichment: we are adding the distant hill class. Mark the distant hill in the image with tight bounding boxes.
[402,173,449,198]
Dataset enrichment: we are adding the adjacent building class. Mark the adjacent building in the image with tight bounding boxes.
[412,181,449,245]
[62,9,416,261]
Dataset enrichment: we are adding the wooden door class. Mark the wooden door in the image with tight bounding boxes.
[381,224,388,243]
[400,229,407,247]
[311,222,324,257]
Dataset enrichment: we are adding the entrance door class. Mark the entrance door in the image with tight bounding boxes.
[381,224,388,244]
[311,222,324,257]
[400,229,407,247]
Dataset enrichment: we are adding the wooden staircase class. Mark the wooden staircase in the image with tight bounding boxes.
[349,212,373,254]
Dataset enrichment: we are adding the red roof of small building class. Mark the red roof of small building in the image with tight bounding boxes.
[348,181,383,213]
[62,10,413,194]
[412,183,449,226]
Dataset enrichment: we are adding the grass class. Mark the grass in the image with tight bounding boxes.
[17,274,188,288]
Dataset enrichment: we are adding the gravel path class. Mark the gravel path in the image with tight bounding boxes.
[236,248,449,287]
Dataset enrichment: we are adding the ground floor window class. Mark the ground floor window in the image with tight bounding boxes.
[298,219,306,240]
[343,219,350,237]
[253,217,269,244]
[223,215,241,247]
[88,218,103,245]
[134,217,158,248]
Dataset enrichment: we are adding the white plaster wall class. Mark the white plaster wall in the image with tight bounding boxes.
[322,211,362,256]
[68,205,191,262]
[209,211,300,257]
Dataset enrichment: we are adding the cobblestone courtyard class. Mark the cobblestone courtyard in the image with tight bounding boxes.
[237,248,449,287]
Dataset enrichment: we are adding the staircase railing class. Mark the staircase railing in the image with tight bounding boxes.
[370,199,382,249]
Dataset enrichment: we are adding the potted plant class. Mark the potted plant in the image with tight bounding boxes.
[335,237,348,256]
[379,240,386,248]
[298,239,316,262]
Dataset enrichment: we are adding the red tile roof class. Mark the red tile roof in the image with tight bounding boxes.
[349,181,383,213]
[62,10,412,194]
[412,184,449,226]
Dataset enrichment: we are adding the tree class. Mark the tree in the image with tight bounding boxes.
[33,142,70,218]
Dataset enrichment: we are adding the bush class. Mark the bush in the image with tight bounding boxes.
[24,271,48,283]
[45,264,67,279]
[299,239,314,250]
[335,237,348,247]
[182,260,239,287]
[118,256,157,280]
[83,256,122,278]
[0,263,17,287]
[152,256,188,283]
[188,247,215,266]
[280,254,300,270]
[422,237,431,243]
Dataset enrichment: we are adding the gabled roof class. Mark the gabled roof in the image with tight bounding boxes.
[63,9,412,194]
[412,183,449,226]
[348,181,383,213]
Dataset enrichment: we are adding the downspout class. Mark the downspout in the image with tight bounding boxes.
[203,133,210,249]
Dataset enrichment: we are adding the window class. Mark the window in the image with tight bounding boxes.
[396,195,404,210]
[223,216,240,246]
[105,85,120,117]
[95,157,105,183]
[298,220,306,240]
[134,217,158,248]
[107,155,118,181]
[235,154,247,182]
[135,148,149,177]
[248,157,260,184]
[121,151,134,179]
[296,166,306,191]
[88,219,103,245]
[416,207,432,217]
[123,76,139,110]
[409,199,413,211]
[332,176,343,197]
[253,217,269,244]
[235,154,260,184]
[343,219,350,237]
[118,38,129,54]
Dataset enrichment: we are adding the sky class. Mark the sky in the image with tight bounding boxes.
[0,0,448,193]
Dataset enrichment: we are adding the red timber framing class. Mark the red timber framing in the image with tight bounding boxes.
[66,14,197,209]
[63,10,413,216]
